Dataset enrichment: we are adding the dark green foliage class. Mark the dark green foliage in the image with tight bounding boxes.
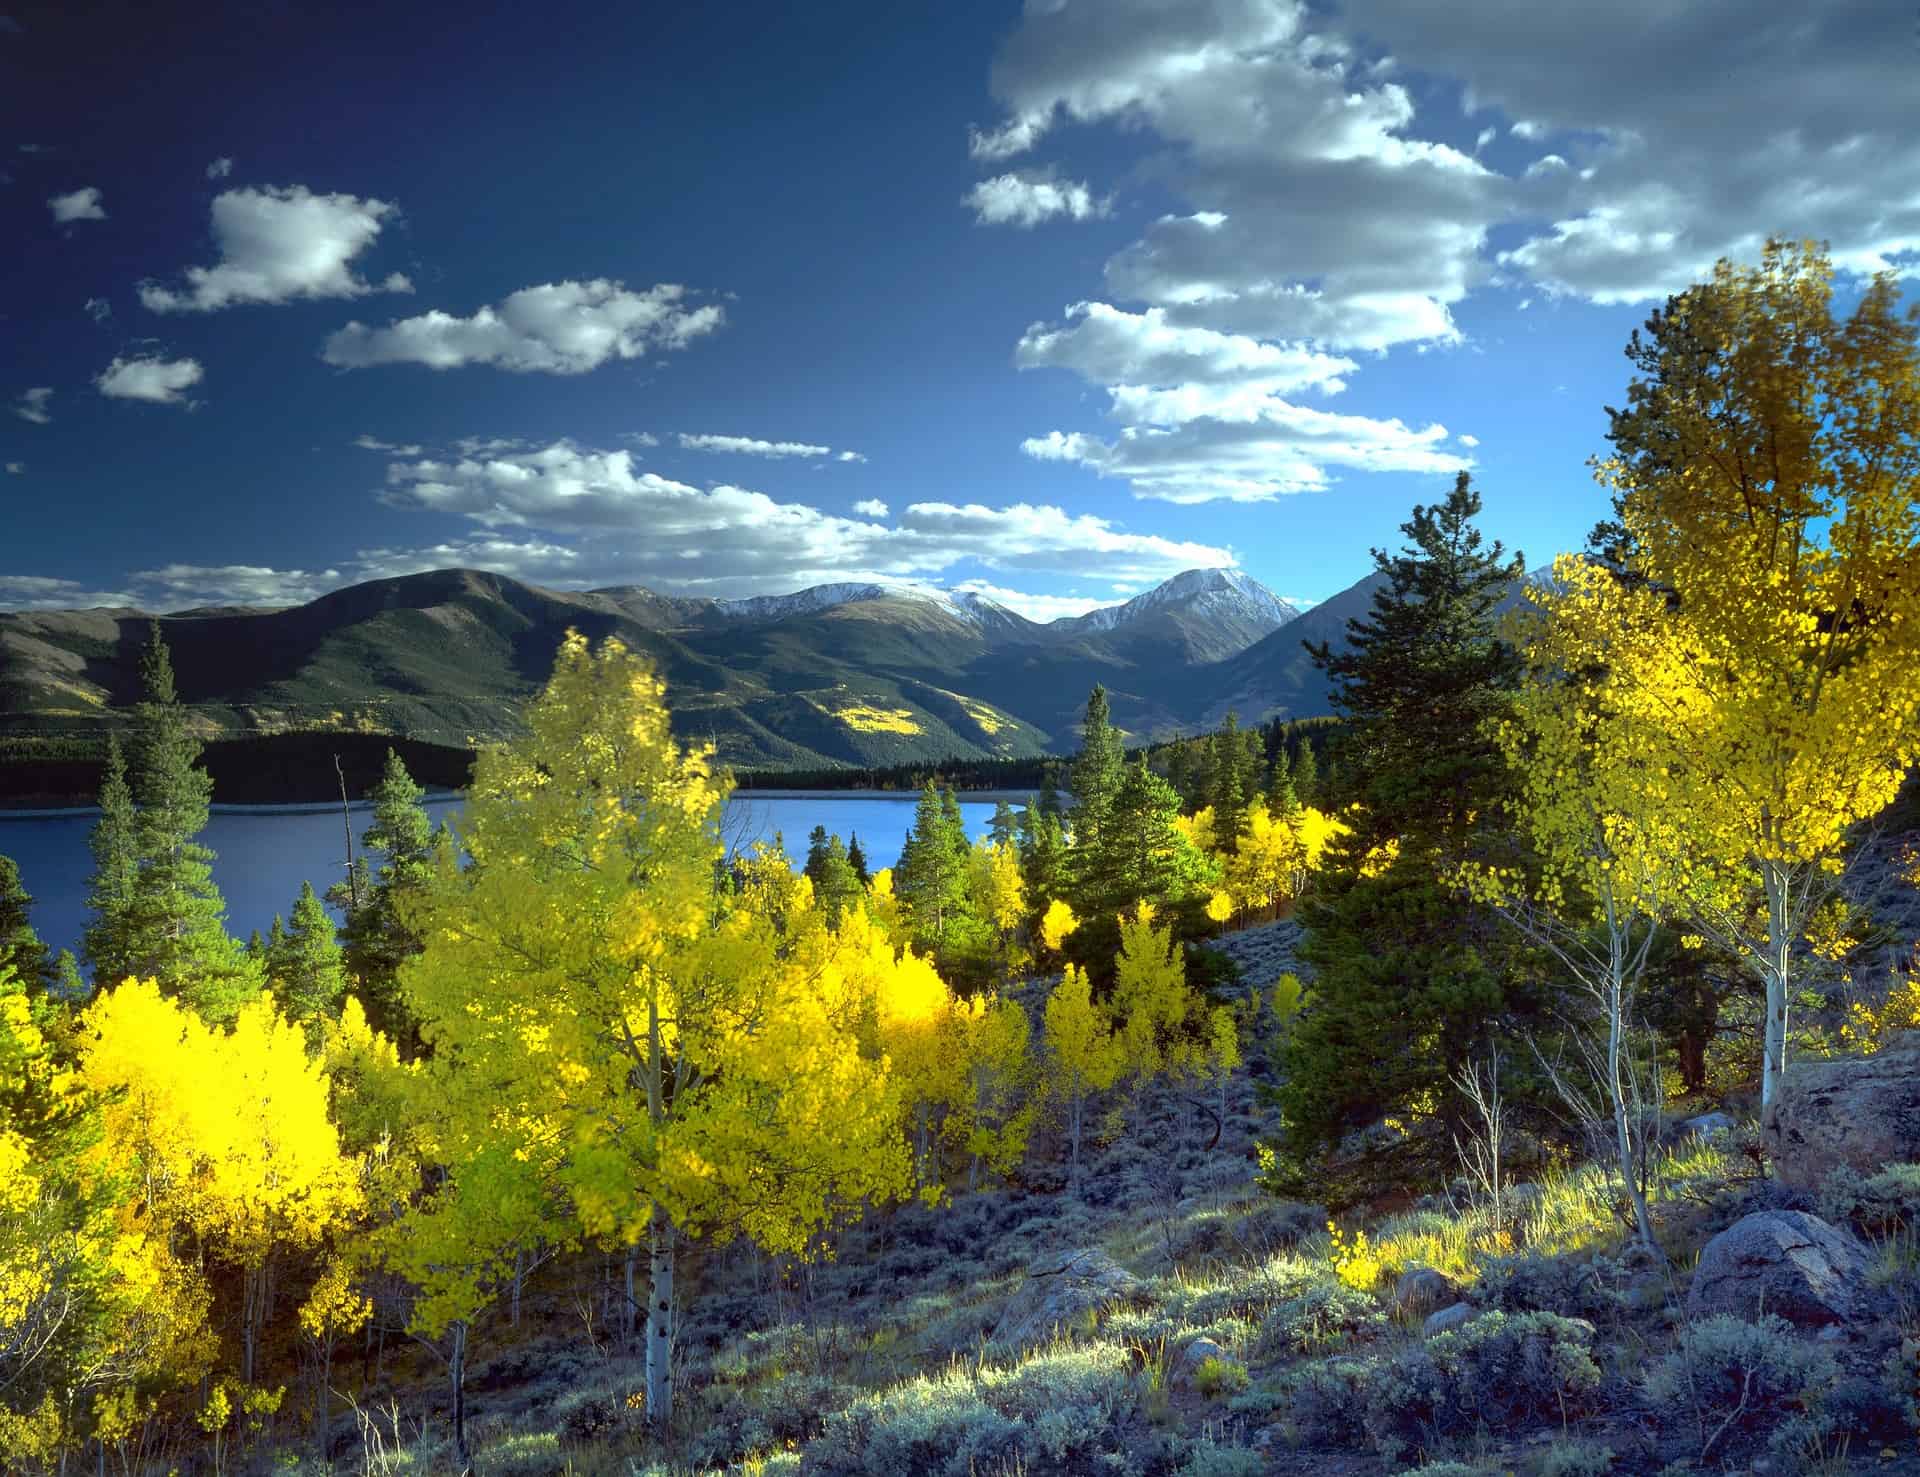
[331,748,440,1048]
[1210,711,1249,848]
[0,854,53,993]
[1292,738,1318,809]
[80,735,139,989]
[1273,476,1532,1164]
[49,949,84,1001]
[1070,757,1214,970]
[269,880,347,1026]
[1018,803,1069,923]
[987,800,1018,850]
[118,625,259,1022]
[1069,686,1124,858]
[804,827,864,922]
[846,831,870,885]
[894,781,989,983]
[1266,742,1298,815]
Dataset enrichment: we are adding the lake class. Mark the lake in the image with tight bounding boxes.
[0,790,1031,965]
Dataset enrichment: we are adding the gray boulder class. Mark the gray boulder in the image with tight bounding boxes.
[1763,1033,1920,1192]
[1394,1267,1460,1318]
[989,1247,1142,1350]
[1686,1210,1873,1328]
[1683,1111,1736,1138]
[1423,1302,1475,1337]
[1173,1336,1236,1391]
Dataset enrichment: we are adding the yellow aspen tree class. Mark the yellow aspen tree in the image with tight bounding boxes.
[1599,239,1920,1105]
[1042,963,1121,1185]
[79,980,363,1386]
[395,632,912,1428]
[1111,902,1201,1095]
[1464,559,1714,1247]
[1038,897,1079,956]
[969,838,1028,983]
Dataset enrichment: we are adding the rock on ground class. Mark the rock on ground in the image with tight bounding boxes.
[1685,1210,1874,1328]
[1173,1335,1234,1391]
[1423,1302,1475,1337]
[1763,1032,1920,1192]
[989,1247,1143,1350]
[1394,1267,1460,1319]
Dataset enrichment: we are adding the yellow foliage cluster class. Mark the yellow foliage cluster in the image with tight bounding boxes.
[829,701,924,734]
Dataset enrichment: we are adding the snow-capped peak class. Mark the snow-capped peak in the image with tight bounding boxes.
[1064,567,1301,633]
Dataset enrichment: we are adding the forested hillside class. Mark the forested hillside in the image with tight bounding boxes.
[2,241,1919,1477]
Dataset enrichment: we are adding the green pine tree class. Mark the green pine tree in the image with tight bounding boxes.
[1069,686,1124,857]
[1210,711,1249,847]
[1272,474,1532,1177]
[0,854,54,993]
[1292,738,1319,808]
[846,831,870,886]
[81,734,140,989]
[122,624,259,1022]
[1072,756,1214,970]
[803,828,862,921]
[332,748,440,1048]
[49,949,84,1001]
[987,800,1018,850]
[895,782,971,950]
[272,880,348,1026]
[1036,764,1064,820]
[1266,740,1299,815]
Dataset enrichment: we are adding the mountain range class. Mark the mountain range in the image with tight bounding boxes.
[0,565,1387,768]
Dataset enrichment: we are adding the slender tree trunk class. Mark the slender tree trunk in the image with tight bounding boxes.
[314,1340,332,1471]
[1067,1075,1083,1187]
[645,1206,675,1428]
[449,1320,470,1474]
[241,1258,269,1384]
[1761,863,1791,1109]
[623,1242,639,1348]
[510,1248,524,1327]
[1607,959,1656,1248]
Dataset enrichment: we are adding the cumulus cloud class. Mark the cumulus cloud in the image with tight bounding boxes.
[131,563,341,609]
[836,450,866,463]
[676,433,833,458]
[0,575,142,611]
[206,156,233,179]
[13,387,51,424]
[852,498,889,518]
[140,184,411,312]
[95,354,203,405]
[48,186,105,222]
[966,170,1110,227]
[369,439,1233,590]
[321,279,722,375]
[1458,432,1480,447]
[84,297,110,322]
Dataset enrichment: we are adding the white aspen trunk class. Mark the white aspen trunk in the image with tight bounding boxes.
[645,1207,675,1428]
[1603,896,1655,1248]
[240,1259,266,1385]
[1761,863,1791,1109]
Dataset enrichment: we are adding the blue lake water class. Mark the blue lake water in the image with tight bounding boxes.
[0,791,1027,965]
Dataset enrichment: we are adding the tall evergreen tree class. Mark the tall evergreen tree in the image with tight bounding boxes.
[81,734,139,989]
[987,800,1018,850]
[803,828,862,921]
[1274,474,1531,1170]
[1018,804,1070,920]
[271,880,348,1026]
[1210,711,1250,847]
[1292,738,1319,808]
[120,624,259,1021]
[894,782,971,949]
[332,748,439,1048]
[0,854,53,993]
[845,831,870,886]
[1036,764,1064,820]
[1069,686,1124,856]
[1072,757,1213,971]
[1266,741,1299,815]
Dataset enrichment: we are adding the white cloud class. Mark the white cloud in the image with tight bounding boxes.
[1473,126,1496,152]
[84,297,110,321]
[1458,432,1480,447]
[676,432,833,458]
[48,186,105,223]
[140,185,412,312]
[852,498,889,518]
[94,354,203,405]
[322,279,722,375]
[13,387,51,424]
[4,462,22,475]
[373,439,1233,590]
[353,433,423,454]
[950,578,1120,622]
[1022,400,1464,503]
[1510,120,1544,140]
[206,156,233,179]
[620,431,661,447]
[836,450,866,463]
[966,170,1110,227]
[0,575,142,611]
[131,563,340,609]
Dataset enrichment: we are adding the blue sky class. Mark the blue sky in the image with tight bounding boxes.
[4,0,1915,620]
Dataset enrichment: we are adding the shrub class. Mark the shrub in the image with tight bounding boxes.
[1816,1162,1920,1235]
[1393,1464,1484,1477]
[1255,1280,1389,1358]
[1194,1354,1249,1398]
[1178,1435,1266,1476]
[1472,1250,1626,1320]
[478,1432,565,1477]
[1283,1356,1373,1449]
[1365,1311,1602,1464]
[1642,1314,1839,1465]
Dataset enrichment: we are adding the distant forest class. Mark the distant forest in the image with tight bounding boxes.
[0,713,1348,807]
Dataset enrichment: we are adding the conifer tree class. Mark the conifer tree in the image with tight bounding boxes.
[846,831,870,886]
[49,949,83,1001]
[987,799,1018,850]
[895,782,972,953]
[1266,740,1299,815]
[333,749,439,1048]
[1292,737,1318,808]
[0,855,52,993]
[805,832,862,922]
[1072,757,1212,969]
[1210,711,1249,849]
[122,624,258,1022]
[81,734,139,988]
[273,880,348,1026]
[1275,474,1530,1167]
[1069,686,1124,856]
